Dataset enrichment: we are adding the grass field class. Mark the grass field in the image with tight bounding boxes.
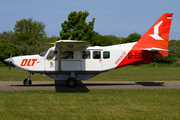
[1,64,180,120]
[1,63,180,81]
[0,89,180,120]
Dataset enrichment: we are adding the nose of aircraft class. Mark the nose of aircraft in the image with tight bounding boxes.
[4,57,13,70]
[4,57,13,63]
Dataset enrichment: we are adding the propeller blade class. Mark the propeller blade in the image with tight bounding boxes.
[10,52,12,58]
[9,62,12,71]
[4,52,13,71]
[9,52,12,71]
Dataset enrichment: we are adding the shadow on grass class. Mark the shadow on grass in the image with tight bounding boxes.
[54,81,90,93]
[13,81,165,92]
[14,80,90,93]
[136,82,164,86]
[83,83,137,86]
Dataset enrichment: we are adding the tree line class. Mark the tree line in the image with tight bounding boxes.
[0,10,179,67]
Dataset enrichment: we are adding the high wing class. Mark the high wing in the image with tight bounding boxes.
[55,40,90,50]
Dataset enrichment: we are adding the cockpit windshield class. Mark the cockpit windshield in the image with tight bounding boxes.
[39,49,48,57]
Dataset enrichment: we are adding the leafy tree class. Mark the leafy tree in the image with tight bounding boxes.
[103,35,123,45]
[14,18,46,46]
[0,31,10,39]
[45,35,60,43]
[0,39,20,67]
[152,54,174,64]
[168,39,180,61]
[89,33,113,46]
[0,31,17,43]
[16,42,49,55]
[122,32,141,43]
[60,10,96,41]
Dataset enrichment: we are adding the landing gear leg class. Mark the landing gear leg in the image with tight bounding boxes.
[23,73,32,86]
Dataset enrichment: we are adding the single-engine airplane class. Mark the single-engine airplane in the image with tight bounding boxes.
[4,13,173,87]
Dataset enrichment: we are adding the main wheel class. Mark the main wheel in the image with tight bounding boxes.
[66,78,77,87]
[23,79,32,86]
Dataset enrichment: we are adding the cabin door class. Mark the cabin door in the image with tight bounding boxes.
[61,51,81,71]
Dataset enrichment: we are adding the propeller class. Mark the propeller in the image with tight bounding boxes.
[4,52,12,71]
[9,52,12,71]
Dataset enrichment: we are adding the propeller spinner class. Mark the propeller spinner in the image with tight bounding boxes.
[4,52,12,71]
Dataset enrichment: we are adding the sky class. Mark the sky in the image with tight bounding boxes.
[0,0,179,40]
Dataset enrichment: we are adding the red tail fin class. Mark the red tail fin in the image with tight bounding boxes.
[137,13,173,51]
[116,13,174,68]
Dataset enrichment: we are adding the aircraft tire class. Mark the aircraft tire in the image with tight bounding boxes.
[66,78,77,87]
[23,79,32,86]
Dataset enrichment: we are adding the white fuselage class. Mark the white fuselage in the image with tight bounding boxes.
[11,42,136,72]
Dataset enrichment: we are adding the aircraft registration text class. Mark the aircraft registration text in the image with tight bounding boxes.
[128,53,149,59]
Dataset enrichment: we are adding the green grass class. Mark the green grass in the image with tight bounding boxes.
[0,89,180,120]
[1,64,180,120]
[0,67,50,81]
[90,64,180,81]
[1,63,180,81]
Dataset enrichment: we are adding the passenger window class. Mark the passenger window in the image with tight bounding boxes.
[103,51,110,59]
[82,51,90,59]
[61,51,73,59]
[93,51,101,59]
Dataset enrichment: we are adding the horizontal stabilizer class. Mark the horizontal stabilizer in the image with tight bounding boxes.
[142,47,169,51]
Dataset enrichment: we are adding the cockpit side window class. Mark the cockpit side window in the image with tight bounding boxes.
[47,50,54,59]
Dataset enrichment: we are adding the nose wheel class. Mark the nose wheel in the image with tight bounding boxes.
[23,73,32,86]
[23,78,32,86]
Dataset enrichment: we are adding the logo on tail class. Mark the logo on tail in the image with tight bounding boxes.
[149,20,164,40]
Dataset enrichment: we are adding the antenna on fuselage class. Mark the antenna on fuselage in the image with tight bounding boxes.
[68,36,72,40]
[118,39,122,46]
